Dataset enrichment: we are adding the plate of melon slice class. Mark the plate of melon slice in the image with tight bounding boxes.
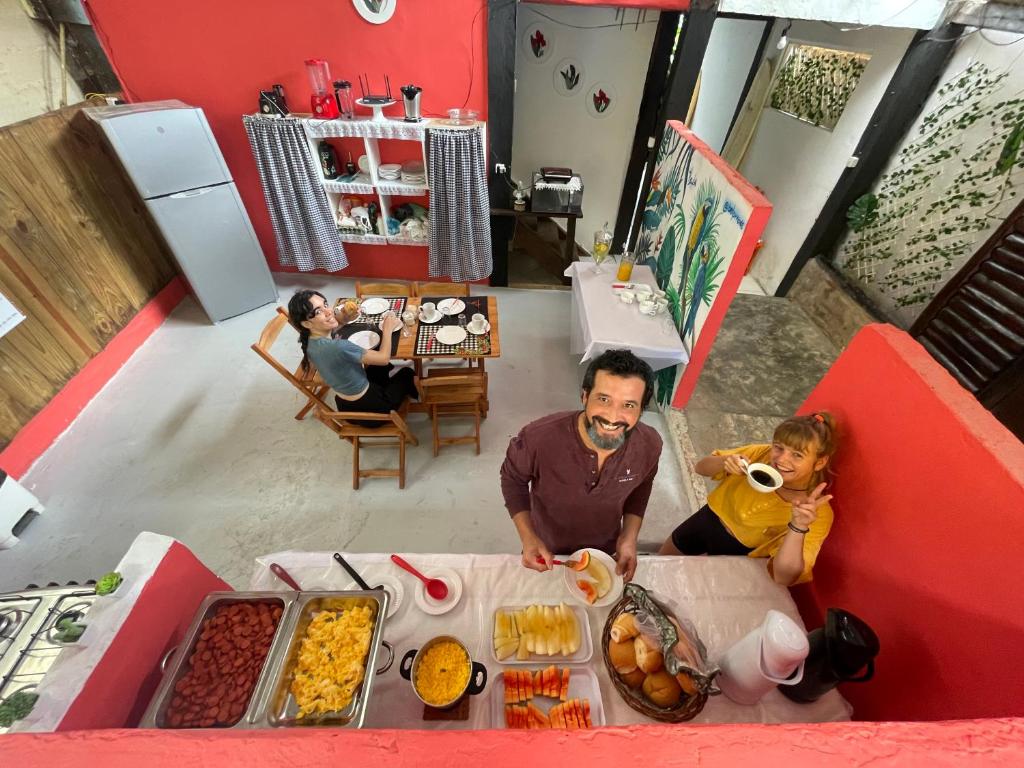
[561,548,623,609]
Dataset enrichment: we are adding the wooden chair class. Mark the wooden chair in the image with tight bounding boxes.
[413,281,470,298]
[417,371,486,456]
[355,281,413,297]
[313,403,419,489]
[251,309,331,420]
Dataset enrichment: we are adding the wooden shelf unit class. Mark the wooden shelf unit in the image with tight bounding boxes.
[302,116,485,248]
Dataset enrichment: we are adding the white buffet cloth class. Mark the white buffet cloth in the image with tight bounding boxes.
[564,261,689,373]
[249,553,852,729]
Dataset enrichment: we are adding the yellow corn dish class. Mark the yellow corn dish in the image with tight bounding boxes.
[415,640,470,707]
[291,606,374,718]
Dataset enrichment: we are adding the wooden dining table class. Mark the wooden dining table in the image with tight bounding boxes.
[395,296,501,361]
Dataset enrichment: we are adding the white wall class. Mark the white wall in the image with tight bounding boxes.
[511,4,658,251]
[689,16,768,154]
[720,0,945,29]
[738,21,914,293]
[0,0,84,127]
[831,30,1024,327]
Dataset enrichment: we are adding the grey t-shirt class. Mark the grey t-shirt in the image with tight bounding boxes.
[307,337,367,396]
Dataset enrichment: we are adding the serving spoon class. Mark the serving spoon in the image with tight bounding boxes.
[390,554,448,600]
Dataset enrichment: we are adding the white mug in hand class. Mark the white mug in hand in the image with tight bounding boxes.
[743,460,783,492]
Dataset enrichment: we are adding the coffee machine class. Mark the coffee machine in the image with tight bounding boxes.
[401,84,422,122]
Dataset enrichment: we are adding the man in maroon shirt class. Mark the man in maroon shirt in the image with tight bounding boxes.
[500,349,662,581]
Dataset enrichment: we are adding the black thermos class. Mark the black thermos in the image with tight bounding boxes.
[318,141,339,180]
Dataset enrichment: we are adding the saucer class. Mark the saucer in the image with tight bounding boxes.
[418,311,442,324]
[438,298,466,315]
[467,320,491,336]
[341,574,404,619]
[412,567,463,615]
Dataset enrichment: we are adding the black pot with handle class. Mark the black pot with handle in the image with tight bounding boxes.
[400,635,487,709]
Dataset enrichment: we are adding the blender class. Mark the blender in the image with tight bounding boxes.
[305,59,340,119]
[401,84,422,122]
[334,80,355,119]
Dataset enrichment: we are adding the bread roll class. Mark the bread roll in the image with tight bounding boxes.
[610,613,639,643]
[642,670,682,708]
[619,667,646,689]
[609,639,638,674]
[634,635,664,674]
[675,671,699,697]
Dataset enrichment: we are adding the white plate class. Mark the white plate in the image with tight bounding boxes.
[340,574,404,619]
[490,665,605,729]
[360,297,391,315]
[490,604,593,665]
[467,320,491,336]
[417,311,442,324]
[412,566,463,615]
[357,154,370,173]
[434,326,468,346]
[379,163,402,172]
[437,298,466,315]
[347,330,381,350]
[562,548,624,608]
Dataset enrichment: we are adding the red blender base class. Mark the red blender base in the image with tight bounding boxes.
[310,95,340,119]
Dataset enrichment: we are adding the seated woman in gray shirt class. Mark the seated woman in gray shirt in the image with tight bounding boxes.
[288,290,417,426]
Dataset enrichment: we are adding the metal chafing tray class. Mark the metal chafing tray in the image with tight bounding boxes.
[250,590,392,729]
[139,591,296,729]
[140,589,391,730]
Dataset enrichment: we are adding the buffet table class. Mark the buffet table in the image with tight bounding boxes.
[564,261,689,373]
[249,552,852,728]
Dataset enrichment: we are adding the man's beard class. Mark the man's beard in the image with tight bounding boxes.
[585,413,632,450]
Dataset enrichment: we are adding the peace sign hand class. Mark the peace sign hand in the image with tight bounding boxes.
[791,482,832,530]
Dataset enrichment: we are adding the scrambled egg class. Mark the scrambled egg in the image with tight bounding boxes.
[291,606,374,717]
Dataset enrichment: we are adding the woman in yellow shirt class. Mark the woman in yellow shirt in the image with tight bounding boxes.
[659,413,838,585]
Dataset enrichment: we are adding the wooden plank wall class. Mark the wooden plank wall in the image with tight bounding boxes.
[0,102,178,450]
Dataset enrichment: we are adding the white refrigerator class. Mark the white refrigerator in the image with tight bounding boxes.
[86,100,277,322]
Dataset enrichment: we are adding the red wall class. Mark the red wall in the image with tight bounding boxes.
[791,324,1024,721]
[82,0,489,280]
[8,719,1024,765]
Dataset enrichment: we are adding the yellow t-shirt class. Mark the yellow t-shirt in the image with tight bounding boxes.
[706,443,833,584]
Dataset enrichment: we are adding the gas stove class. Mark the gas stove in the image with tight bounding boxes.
[0,586,97,732]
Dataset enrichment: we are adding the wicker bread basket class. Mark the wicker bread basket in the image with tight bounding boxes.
[601,583,719,722]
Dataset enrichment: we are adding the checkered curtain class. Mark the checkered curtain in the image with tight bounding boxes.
[428,127,492,281]
[242,116,348,272]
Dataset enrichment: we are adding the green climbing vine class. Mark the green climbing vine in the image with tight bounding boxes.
[835,60,1024,320]
[769,44,870,130]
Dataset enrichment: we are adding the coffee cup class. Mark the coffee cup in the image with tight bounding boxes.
[638,299,657,316]
[468,314,487,333]
[635,284,654,297]
[620,291,636,304]
[419,302,439,322]
[744,461,783,492]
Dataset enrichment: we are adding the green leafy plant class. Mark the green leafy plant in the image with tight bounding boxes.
[95,571,123,596]
[770,44,870,130]
[847,193,879,232]
[0,691,39,727]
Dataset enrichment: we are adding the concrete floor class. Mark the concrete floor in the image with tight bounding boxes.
[1,275,692,592]
[666,293,840,505]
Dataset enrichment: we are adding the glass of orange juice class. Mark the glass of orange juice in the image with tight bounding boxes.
[616,252,636,281]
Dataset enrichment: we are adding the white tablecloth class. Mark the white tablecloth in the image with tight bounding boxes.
[249,553,851,729]
[564,261,689,373]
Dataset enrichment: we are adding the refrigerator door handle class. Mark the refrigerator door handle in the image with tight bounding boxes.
[169,188,215,199]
